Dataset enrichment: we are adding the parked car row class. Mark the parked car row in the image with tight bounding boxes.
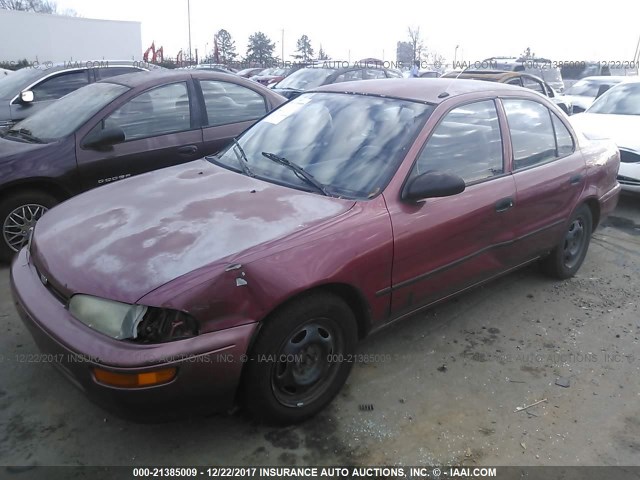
[441,69,573,114]
[272,63,403,99]
[8,75,622,423]
[571,78,640,193]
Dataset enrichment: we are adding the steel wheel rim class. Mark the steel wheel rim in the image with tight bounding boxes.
[3,204,48,252]
[271,318,343,408]
[563,216,586,269]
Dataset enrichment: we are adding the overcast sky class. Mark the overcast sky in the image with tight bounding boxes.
[55,0,640,65]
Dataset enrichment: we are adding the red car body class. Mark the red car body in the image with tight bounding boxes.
[11,79,621,421]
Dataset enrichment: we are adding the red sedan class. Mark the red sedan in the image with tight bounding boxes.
[11,79,620,424]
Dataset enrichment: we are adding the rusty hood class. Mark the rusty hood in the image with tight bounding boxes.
[31,159,355,303]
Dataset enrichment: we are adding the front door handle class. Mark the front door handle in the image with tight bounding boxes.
[177,145,199,155]
[495,197,514,213]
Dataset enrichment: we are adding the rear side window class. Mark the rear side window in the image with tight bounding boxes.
[552,115,574,157]
[412,100,503,184]
[503,99,574,170]
[364,69,387,79]
[31,70,89,101]
[335,70,364,82]
[522,76,545,94]
[97,67,142,80]
[200,80,267,127]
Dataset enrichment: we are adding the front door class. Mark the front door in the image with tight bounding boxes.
[387,99,517,317]
[76,81,203,190]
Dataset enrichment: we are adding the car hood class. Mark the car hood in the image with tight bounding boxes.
[570,113,640,152]
[0,134,52,159]
[32,159,356,304]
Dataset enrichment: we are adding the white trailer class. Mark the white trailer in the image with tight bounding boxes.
[0,9,142,65]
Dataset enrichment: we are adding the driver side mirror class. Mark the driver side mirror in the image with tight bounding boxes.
[595,84,610,99]
[19,90,34,104]
[82,127,126,150]
[402,171,466,202]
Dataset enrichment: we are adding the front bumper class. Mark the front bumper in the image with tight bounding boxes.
[10,248,258,419]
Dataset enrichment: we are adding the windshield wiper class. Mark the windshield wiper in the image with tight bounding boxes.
[232,138,255,177]
[6,128,44,144]
[261,151,331,196]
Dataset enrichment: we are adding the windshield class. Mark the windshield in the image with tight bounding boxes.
[9,82,129,142]
[566,79,621,97]
[276,68,338,90]
[587,82,640,115]
[209,92,433,199]
[0,67,45,99]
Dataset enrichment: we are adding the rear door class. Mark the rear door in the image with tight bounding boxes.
[197,79,270,155]
[387,99,517,316]
[500,97,585,263]
[76,80,203,190]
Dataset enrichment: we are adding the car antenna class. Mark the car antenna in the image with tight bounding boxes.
[438,65,470,98]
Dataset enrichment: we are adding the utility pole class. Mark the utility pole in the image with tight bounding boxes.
[187,0,192,64]
[281,29,284,65]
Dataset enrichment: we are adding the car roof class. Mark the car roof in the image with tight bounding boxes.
[98,69,242,88]
[313,78,526,104]
[578,76,633,83]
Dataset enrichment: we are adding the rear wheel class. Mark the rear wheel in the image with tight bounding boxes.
[241,292,357,424]
[0,191,58,262]
[541,204,592,279]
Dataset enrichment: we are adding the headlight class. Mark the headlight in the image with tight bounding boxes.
[69,295,198,343]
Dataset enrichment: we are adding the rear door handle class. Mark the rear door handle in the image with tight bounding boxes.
[495,197,514,213]
[570,174,583,185]
[177,145,198,155]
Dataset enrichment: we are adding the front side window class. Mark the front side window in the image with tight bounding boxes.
[98,82,191,141]
[210,93,433,199]
[503,99,574,169]
[31,70,89,101]
[411,100,503,184]
[200,81,266,127]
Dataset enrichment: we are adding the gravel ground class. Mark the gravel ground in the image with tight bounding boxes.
[0,195,638,470]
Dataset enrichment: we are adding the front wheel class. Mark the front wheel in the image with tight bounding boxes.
[541,204,593,279]
[241,292,357,424]
[0,191,58,263]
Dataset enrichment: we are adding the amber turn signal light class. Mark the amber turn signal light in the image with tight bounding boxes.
[93,367,177,388]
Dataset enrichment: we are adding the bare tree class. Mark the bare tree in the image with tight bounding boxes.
[407,26,425,62]
[0,0,78,15]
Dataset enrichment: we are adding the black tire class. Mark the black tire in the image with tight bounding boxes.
[0,190,58,263]
[241,292,358,425]
[541,204,593,279]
